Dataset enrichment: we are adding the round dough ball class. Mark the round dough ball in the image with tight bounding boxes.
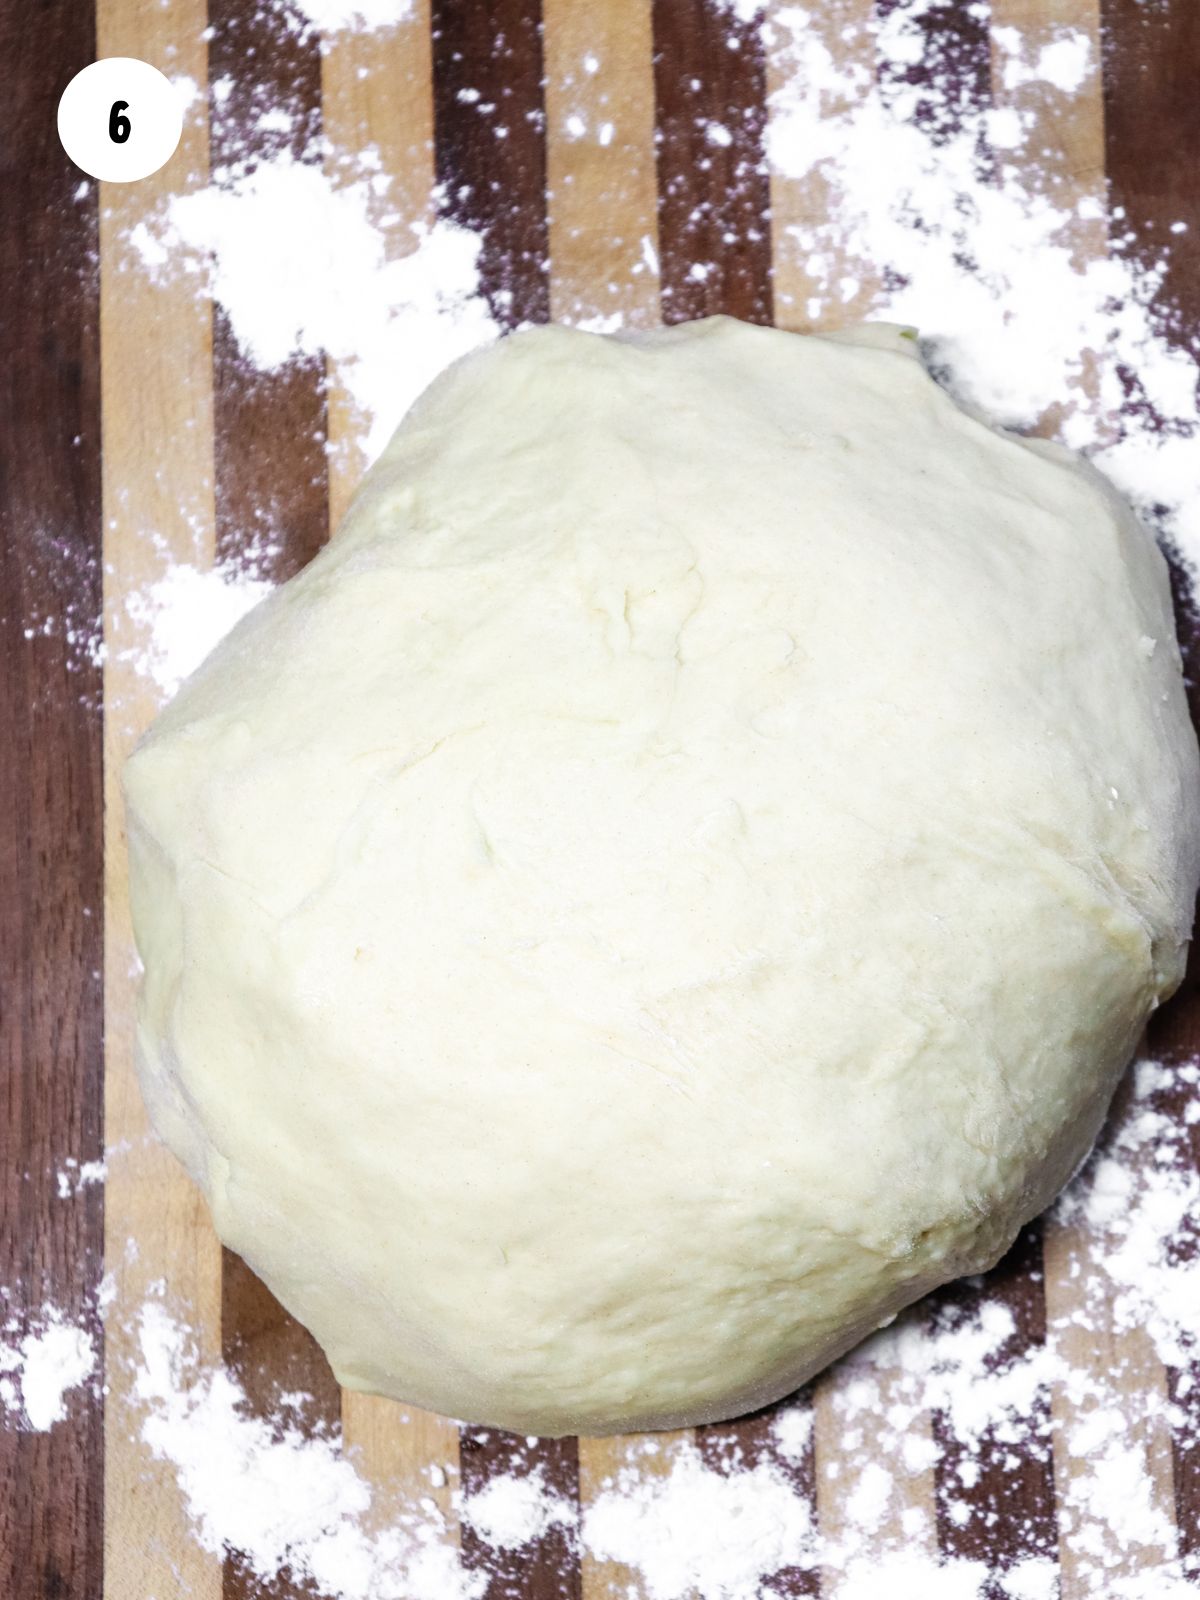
[125,317,1200,1436]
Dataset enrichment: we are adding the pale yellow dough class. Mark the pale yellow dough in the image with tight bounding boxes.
[125,317,1200,1435]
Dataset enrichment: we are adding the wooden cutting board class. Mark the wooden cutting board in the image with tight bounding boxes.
[3,1,1199,1596]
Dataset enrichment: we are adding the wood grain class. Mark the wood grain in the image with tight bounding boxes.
[646,23,823,1595]
[1149,979,1200,1576]
[0,5,105,1599]
[431,0,550,328]
[543,0,660,328]
[96,0,223,1595]
[651,0,773,325]
[759,8,905,1585]
[992,4,1187,1589]
[321,0,438,525]
[764,0,881,331]
[811,1347,941,1593]
[931,1229,1058,1589]
[1101,0,1200,1577]
[1043,1091,1179,1594]
[208,0,329,585]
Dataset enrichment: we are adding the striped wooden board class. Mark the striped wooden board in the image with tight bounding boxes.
[2,0,1199,1595]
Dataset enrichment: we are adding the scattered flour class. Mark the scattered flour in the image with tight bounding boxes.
[461,1470,575,1549]
[56,1157,108,1200]
[288,0,415,34]
[772,1403,813,1462]
[581,1446,814,1599]
[131,1302,481,1600]
[763,2,1200,569]
[131,153,497,465]
[0,1309,96,1431]
[834,1552,991,1600]
[120,560,274,700]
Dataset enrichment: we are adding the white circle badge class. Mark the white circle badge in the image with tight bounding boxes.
[58,58,184,183]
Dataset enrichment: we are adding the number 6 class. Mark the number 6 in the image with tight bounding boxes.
[109,100,131,144]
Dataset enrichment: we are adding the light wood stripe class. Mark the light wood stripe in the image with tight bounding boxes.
[97,5,223,1598]
[1044,1204,1179,1595]
[764,0,881,331]
[812,1356,940,1592]
[1,0,106,1590]
[543,0,660,329]
[578,1433,687,1600]
[991,0,1108,439]
[321,1,438,526]
[319,1,464,1541]
[990,0,1105,205]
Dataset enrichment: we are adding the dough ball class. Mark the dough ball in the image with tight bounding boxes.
[125,317,1200,1436]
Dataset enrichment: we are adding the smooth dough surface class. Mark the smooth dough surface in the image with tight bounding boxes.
[125,317,1200,1435]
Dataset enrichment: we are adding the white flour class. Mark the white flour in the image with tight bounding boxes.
[24,1,1200,1596]
[765,4,1200,568]
[462,1469,575,1549]
[581,1447,814,1598]
[0,1308,96,1432]
[132,151,497,465]
[131,1302,481,1600]
[55,1157,107,1200]
[120,560,274,700]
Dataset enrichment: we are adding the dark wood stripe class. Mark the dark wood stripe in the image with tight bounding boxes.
[430,12,583,1595]
[208,0,328,583]
[221,1254,346,1598]
[459,1428,581,1600]
[1100,0,1200,1568]
[876,0,991,151]
[928,1225,1056,1592]
[205,5,342,1596]
[650,0,773,326]
[0,3,105,1597]
[1100,0,1200,372]
[211,336,329,583]
[696,1394,819,1597]
[875,2,1057,1583]
[431,0,550,329]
